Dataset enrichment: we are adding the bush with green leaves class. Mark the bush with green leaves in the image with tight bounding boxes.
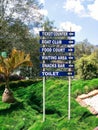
[75,52,98,80]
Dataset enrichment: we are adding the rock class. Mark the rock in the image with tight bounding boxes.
[94,127,98,130]
[2,88,16,103]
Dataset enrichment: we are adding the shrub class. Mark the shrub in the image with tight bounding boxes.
[0,79,42,91]
[9,74,24,81]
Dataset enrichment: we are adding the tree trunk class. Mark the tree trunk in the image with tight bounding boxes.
[2,76,16,103]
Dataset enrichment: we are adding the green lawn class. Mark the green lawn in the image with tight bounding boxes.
[0,78,98,130]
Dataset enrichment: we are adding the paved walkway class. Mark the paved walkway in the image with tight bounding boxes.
[76,89,98,115]
[83,95,98,113]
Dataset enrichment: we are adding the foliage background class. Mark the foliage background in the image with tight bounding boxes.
[0,78,98,130]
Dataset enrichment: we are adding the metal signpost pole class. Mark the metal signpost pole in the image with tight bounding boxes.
[68,28,72,120]
[68,75,71,120]
[42,27,45,122]
[43,66,45,122]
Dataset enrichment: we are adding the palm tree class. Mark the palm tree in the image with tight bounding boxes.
[0,49,32,103]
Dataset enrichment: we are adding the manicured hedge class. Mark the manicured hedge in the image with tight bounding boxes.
[0,74,24,83]
[0,79,42,91]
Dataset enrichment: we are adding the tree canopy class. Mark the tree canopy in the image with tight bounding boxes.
[75,52,98,80]
[1,0,43,25]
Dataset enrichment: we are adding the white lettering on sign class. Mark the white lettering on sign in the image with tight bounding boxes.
[42,48,52,52]
[42,64,57,68]
[58,56,67,60]
[42,72,59,76]
[42,31,68,37]
[58,64,65,68]
[52,40,62,44]
[41,56,74,60]
[42,40,51,44]
[41,56,57,60]
[41,64,74,68]
[41,40,62,44]
[53,48,65,52]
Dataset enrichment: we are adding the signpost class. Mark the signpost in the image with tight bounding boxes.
[40,47,74,53]
[40,71,74,76]
[39,31,75,37]
[40,63,74,68]
[40,39,75,44]
[40,56,75,60]
[39,31,75,121]
[42,29,46,122]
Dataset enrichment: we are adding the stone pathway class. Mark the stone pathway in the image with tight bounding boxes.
[76,89,98,115]
[83,95,98,113]
[94,127,98,130]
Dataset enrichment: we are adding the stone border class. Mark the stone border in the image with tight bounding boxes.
[76,89,98,115]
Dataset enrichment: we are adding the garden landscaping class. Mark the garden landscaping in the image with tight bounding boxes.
[0,78,98,130]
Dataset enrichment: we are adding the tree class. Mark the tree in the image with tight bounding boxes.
[1,0,43,25]
[0,49,32,103]
[0,0,44,53]
[0,0,43,53]
[0,19,32,53]
[41,17,56,31]
[0,18,45,78]
[75,52,98,80]
[0,19,12,52]
[75,39,94,59]
[0,2,57,78]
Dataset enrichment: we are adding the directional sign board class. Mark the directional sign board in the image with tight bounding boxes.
[39,31,75,122]
[40,56,75,60]
[40,71,74,76]
[40,47,74,53]
[40,39,75,44]
[39,31,75,77]
[39,31,75,37]
[40,63,74,68]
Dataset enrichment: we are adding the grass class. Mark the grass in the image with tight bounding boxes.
[0,78,98,130]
